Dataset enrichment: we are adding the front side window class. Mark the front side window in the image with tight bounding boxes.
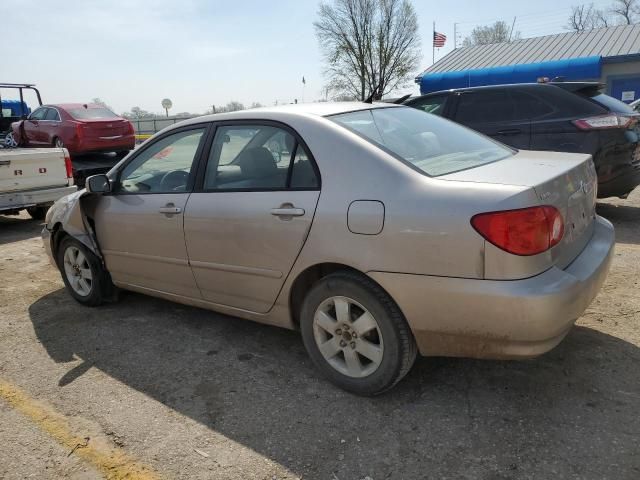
[29,108,47,120]
[330,107,514,177]
[204,124,318,190]
[119,128,205,193]
[409,95,448,115]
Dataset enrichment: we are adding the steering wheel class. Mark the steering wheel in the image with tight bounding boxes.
[160,170,189,191]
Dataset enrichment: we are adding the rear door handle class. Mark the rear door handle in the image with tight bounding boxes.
[270,207,305,217]
[159,205,182,214]
[496,128,522,136]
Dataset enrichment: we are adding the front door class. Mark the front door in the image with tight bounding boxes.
[184,123,321,313]
[22,107,48,145]
[92,126,207,297]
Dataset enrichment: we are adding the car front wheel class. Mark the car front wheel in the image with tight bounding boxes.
[4,132,19,148]
[57,236,114,306]
[300,271,417,396]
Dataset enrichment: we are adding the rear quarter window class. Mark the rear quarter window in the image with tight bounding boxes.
[534,86,607,118]
[587,93,636,114]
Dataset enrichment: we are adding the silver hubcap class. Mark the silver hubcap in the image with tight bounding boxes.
[313,296,384,378]
[5,133,17,148]
[63,246,93,296]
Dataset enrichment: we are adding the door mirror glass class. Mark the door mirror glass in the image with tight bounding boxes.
[86,174,111,194]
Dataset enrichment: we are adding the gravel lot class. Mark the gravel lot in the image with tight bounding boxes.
[0,191,639,480]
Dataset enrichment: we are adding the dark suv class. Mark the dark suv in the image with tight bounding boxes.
[404,83,640,198]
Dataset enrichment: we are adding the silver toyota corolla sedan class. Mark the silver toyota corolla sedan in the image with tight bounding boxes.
[42,102,614,395]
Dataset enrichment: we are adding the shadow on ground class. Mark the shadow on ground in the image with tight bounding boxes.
[29,289,640,479]
[597,201,640,245]
[0,214,43,245]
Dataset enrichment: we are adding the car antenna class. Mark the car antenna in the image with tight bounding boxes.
[364,87,379,104]
[393,94,412,104]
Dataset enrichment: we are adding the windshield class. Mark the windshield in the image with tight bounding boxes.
[68,107,119,120]
[329,107,514,177]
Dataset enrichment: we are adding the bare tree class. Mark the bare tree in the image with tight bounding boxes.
[610,0,639,24]
[462,21,521,47]
[91,97,113,111]
[314,0,421,101]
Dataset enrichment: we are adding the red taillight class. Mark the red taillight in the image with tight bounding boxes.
[573,114,635,130]
[63,148,73,180]
[125,121,134,134]
[471,206,564,256]
[75,122,84,139]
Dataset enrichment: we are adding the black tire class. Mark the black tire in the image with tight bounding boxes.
[56,236,113,307]
[26,206,49,220]
[300,271,417,396]
[115,150,130,159]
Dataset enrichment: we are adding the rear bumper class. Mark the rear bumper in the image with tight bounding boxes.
[368,215,615,359]
[0,185,76,212]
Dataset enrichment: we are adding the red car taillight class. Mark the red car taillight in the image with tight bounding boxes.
[573,114,636,130]
[75,122,84,139]
[471,206,564,256]
[125,121,134,134]
[63,148,73,180]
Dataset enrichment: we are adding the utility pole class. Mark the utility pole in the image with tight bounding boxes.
[509,16,517,42]
[454,23,457,49]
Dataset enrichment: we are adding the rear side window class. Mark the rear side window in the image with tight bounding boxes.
[44,108,60,121]
[510,90,555,120]
[534,86,606,118]
[330,107,514,177]
[455,90,515,123]
[68,107,119,120]
[407,95,448,115]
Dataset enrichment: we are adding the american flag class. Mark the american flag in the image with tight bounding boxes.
[434,31,447,48]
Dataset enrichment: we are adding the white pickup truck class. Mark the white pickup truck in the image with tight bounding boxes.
[0,147,76,219]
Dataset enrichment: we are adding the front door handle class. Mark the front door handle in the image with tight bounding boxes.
[271,207,305,217]
[159,204,182,215]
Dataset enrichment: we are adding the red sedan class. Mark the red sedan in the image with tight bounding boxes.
[7,103,135,156]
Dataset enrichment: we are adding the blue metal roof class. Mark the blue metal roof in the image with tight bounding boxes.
[0,99,30,116]
[419,56,602,95]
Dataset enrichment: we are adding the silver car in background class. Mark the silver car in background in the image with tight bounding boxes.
[42,103,614,395]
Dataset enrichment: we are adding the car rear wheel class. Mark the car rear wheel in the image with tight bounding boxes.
[26,206,49,220]
[4,132,19,148]
[57,236,113,307]
[300,271,417,396]
[53,137,64,148]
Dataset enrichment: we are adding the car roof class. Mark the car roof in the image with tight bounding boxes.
[43,103,109,110]
[411,82,602,99]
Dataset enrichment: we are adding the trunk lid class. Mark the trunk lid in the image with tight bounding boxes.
[0,148,69,193]
[79,119,130,138]
[442,150,598,269]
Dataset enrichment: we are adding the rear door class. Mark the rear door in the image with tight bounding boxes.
[183,122,321,313]
[451,89,531,149]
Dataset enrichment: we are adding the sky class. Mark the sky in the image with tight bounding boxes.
[4,0,617,115]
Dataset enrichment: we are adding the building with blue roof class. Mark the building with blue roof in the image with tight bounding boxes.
[416,24,640,103]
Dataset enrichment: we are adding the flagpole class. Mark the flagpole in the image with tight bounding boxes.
[432,21,435,65]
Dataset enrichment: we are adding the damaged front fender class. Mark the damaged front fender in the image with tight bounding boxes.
[43,189,103,264]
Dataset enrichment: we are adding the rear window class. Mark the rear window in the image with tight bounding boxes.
[67,107,119,120]
[329,107,514,177]
[588,93,636,114]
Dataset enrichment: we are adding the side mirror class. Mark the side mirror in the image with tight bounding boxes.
[86,174,111,194]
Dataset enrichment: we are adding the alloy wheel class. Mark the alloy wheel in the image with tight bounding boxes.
[312,296,384,378]
[63,246,93,297]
